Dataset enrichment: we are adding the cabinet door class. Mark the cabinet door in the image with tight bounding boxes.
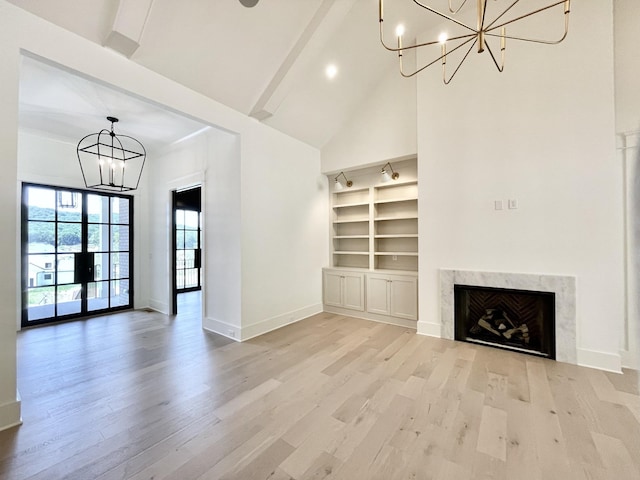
[389,276,418,320]
[342,273,365,311]
[323,271,343,308]
[366,275,390,315]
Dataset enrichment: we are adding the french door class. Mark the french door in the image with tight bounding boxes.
[21,183,133,327]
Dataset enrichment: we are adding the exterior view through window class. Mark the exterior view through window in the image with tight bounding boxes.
[22,184,133,326]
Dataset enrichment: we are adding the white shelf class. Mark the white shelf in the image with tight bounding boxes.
[333,218,369,224]
[334,251,369,255]
[374,197,418,204]
[374,234,418,238]
[334,235,369,239]
[374,215,418,221]
[374,252,418,256]
[333,201,369,208]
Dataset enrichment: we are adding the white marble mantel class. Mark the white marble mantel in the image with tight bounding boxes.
[440,269,577,364]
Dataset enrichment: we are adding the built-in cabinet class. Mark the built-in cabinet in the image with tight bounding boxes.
[322,270,365,311]
[366,273,418,320]
[324,159,419,328]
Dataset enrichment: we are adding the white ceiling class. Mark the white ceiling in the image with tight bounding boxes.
[10,0,439,149]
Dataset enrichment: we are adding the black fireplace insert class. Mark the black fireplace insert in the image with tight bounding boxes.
[454,284,555,359]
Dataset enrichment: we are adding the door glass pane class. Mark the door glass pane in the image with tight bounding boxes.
[88,224,109,252]
[111,252,130,280]
[27,254,56,287]
[88,194,109,224]
[176,270,184,289]
[27,286,55,320]
[111,279,129,307]
[176,210,185,228]
[176,250,185,269]
[111,225,129,251]
[56,284,81,316]
[57,223,82,252]
[27,186,55,220]
[185,230,198,249]
[28,222,55,252]
[111,197,129,225]
[56,254,76,284]
[87,281,109,311]
[184,211,198,229]
[93,252,109,281]
[176,230,184,250]
[57,190,82,222]
[184,269,198,289]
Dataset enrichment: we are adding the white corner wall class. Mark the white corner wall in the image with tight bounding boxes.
[616,0,640,369]
[239,122,328,340]
[417,1,622,371]
[0,0,327,431]
[321,65,417,173]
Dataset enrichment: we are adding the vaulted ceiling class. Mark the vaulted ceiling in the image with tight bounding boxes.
[10,0,437,149]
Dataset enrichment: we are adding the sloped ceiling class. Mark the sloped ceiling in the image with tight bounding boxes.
[9,0,437,149]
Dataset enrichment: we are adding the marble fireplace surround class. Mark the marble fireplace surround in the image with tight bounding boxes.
[440,269,577,364]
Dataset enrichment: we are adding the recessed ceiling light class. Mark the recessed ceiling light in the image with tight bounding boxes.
[325,64,338,80]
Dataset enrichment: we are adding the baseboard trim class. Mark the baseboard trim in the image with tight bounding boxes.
[203,317,241,341]
[148,298,169,315]
[416,321,441,337]
[620,349,639,371]
[577,348,622,373]
[323,305,417,329]
[241,304,323,341]
[0,395,22,433]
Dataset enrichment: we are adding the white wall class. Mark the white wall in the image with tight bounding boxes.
[615,0,640,134]
[616,0,640,369]
[420,1,622,371]
[0,0,327,431]
[321,65,417,174]
[320,0,624,372]
[239,122,327,339]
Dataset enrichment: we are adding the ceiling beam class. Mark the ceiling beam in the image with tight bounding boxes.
[103,0,155,58]
[249,0,358,121]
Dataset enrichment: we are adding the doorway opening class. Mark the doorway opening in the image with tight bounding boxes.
[21,183,133,326]
[171,186,202,314]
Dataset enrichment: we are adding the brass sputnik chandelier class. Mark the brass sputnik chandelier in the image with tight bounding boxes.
[379,0,571,83]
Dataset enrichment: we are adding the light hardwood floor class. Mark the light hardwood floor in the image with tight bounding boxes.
[1,292,639,479]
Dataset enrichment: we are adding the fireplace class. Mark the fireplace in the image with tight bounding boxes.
[454,285,556,359]
[440,270,576,364]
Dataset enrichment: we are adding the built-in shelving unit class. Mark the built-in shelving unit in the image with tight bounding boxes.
[373,180,418,272]
[325,159,419,327]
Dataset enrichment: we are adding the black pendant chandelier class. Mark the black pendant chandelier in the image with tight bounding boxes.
[77,116,146,192]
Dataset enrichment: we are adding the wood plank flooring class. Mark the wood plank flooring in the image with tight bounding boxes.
[0,291,639,479]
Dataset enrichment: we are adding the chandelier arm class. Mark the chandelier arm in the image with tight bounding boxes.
[486,0,568,33]
[448,0,469,14]
[400,36,476,78]
[484,40,504,73]
[380,21,475,52]
[484,0,522,31]
[484,13,569,46]
[411,0,476,33]
[443,38,477,84]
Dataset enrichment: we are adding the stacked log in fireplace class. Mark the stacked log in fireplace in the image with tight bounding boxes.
[454,285,555,359]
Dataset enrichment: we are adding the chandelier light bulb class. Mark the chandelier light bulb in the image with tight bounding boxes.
[438,32,448,44]
[395,24,405,37]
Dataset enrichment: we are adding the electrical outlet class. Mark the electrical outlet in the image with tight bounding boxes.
[508,199,518,209]
[392,255,398,261]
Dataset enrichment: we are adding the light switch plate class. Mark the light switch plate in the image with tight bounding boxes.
[494,200,503,210]
[508,199,518,209]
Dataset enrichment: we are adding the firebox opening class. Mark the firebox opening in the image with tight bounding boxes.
[454,284,556,359]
